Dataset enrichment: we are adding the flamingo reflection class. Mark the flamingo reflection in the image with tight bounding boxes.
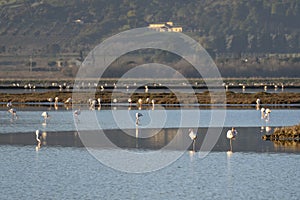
[35,130,41,151]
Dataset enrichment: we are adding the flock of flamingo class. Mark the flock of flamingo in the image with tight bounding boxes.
[5,91,272,153]
[5,96,148,150]
[187,97,272,154]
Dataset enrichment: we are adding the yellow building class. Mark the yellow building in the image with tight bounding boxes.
[148,22,182,32]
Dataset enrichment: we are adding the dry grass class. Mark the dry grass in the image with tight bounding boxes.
[2,90,300,105]
[263,124,300,141]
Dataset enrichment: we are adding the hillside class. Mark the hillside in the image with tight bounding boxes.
[0,0,300,78]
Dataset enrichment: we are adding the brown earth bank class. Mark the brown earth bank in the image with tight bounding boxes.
[263,124,300,141]
[1,91,300,105]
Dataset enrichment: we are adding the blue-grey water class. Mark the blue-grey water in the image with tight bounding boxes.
[1,108,300,133]
[0,146,299,199]
[1,107,300,199]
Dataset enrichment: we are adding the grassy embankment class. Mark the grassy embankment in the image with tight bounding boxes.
[263,124,300,145]
[1,90,300,105]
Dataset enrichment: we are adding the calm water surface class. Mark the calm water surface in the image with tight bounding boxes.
[1,107,300,199]
[1,108,300,133]
[0,146,299,199]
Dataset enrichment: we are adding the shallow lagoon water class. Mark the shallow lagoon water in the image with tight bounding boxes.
[1,107,300,133]
[1,106,300,199]
[0,146,299,199]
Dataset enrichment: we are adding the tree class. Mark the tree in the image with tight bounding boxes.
[272,34,287,53]
[230,34,248,53]
[46,44,61,56]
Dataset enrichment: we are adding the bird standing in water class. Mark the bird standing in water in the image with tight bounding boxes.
[227,127,238,152]
[260,107,265,119]
[265,108,271,121]
[189,129,197,152]
[41,111,49,125]
[74,109,81,122]
[256,98,260,110]
[74,109,81,117]
[8,108,18,119]
[135,113,143,125]
[7,101,12,108]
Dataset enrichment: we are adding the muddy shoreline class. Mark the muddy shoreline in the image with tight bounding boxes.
[263,124,300,141]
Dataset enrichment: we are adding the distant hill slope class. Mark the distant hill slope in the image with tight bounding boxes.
[0,0,299,55]
[0,0,299,79]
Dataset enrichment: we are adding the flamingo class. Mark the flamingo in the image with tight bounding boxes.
[6,101,12,108]
[74,109,81,122]
[128,98,132,105]
[35,130,41,143]
[256,98,260,106]
[54,97,59,105]
[41,111,49,124]
[137,98,143,109]
[8,108,17,118]
[225,84,229,91]
[145,98,150,104]
[227,127,237,152]
[151,99,155,110]
[256,98,261,110]
[88,98,92,106]
[266,126,271,133]
[188,129,197,151]
[90,99,97,110]
[227,127,237,139]
[74,109,81,117]
[265,108,271,121]
[135,112,143,125]
[260,107,265,119]
[65,97,72,104]
[97,98,101,108]
[41,111,49,119]
[47,98,54,108]
[48,98,53,103]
